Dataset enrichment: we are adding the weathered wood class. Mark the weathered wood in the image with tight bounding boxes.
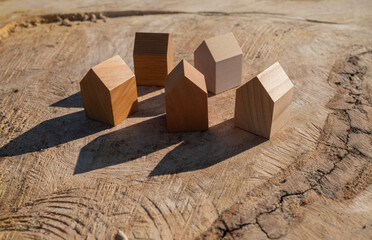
[0,1,371,239]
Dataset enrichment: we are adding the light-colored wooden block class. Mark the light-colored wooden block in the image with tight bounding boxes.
[194,32,243,94]
[234,62,294,138]
[80,55,138,126]
[133,32,173,86]
[165,59,208,132]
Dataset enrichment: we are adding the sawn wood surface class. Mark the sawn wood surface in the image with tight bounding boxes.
[0,0,371,239]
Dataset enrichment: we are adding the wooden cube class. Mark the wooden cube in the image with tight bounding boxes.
[80,55,138,126]
[194,32,243,94]
[165,59,208,132]
[234,62,294,139]
[133,32,173,86]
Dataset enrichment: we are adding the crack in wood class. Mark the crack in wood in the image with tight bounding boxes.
[197,51,372,239]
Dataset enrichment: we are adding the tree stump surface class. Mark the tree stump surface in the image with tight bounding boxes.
[0,1,371,239]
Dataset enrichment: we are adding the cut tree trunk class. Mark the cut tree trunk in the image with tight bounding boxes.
[0,1,371,239]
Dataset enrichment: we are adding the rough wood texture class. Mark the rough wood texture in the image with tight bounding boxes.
[194,32,242,94]
[133,32,173,86]
[80,55,138,126]
[234,62,294,138]
[0,0,371,239]
[165,59,208,132]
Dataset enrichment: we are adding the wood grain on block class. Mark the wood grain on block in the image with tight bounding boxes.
[133,32,173,86]
[80,55,138,126]
[194,32,242,94]
[234,62,294,138]
[165,59,208,132]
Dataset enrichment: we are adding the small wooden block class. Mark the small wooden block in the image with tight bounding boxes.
[194,32,243,94]
[80,55,138,126]
[165,59,208,132]
[133,32,173,86]
[234,62,294,139]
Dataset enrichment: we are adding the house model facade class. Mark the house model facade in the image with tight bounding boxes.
[165,59,208,132]
[234,62,294,138]
[133,32,173,86]
[80,55,138,126]
[194,32,243,94]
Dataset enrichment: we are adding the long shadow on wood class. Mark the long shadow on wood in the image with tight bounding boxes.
[50,92,83,108]
[0,111,108,157]
[132,92,165,118]
[75,117,266,175]
[74,115,181,174]
[149,119,266,176]
[131,86,165,117]
[49,86,163,109]
[137,85,163,97]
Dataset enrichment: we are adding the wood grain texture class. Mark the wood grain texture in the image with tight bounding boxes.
[0,1,371,239]
[194,32,242,94]
[234,62,294,138]
[165,59,208,132]
[133,32,173,86]
[80,55,138,126]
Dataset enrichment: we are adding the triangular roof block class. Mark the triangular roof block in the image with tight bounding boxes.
[257,62,294,102]
[80,55,138,126]
[234,62,294,138]
[194,32,243,94]
[133,32,173,86]
[165,59,208,132]
[91,55,135,90]
[204,32,243,62]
